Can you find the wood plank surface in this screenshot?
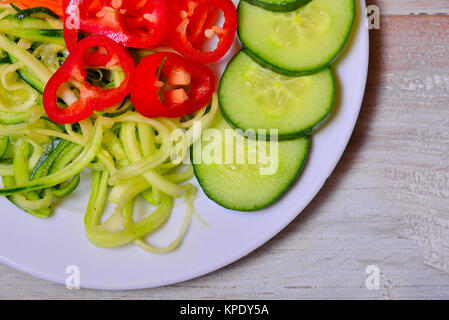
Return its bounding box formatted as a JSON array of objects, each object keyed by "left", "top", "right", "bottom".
[
  {"left": 1, "top": 5, "right": 449, "bottom": 300},
  {"left": 372, "top": 0, "right": 449, "bottom": 15}
]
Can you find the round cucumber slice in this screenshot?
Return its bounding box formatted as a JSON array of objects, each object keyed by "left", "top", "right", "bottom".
[
  {"left": 243, "top": 0, "right": 313, "bottom": 12},
  {"left": 192, "top": 113, "right": 310, "bottom": 211},
  {"left": 238, "top": 0, "right": 356, "bottom": 75},
  {"left": 219, "top": 50, "right": 335, "bottom": 138}
]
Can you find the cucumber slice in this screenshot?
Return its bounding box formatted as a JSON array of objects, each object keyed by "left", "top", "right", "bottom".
[
  {"left": 219, "top": 50, "right": 334, "bottom": 137},
  {"left": 243, "top": 0, "right": 312, "bottom": 12},
  {"left": 238, "top": 0, "right": 356, "bottom": 75},
  {"left": 192, "top": 113, "right": 310, "bottom": 211}
]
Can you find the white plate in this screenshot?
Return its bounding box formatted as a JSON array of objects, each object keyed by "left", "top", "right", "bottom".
[{"left": 0, "top": 0, "right": 369, "bottom": 290}]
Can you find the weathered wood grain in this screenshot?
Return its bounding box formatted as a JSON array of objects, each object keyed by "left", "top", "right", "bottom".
[
  {"left": 1, "top": 14, "right": 449, "bottom": 300},
  {"left": 370, "top": 1, "right": 449, "bottom": 15}
]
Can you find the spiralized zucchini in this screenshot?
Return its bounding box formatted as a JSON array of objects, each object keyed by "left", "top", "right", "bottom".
[{"left": 0, "top": 4, "right": 217, "bottom": 253}]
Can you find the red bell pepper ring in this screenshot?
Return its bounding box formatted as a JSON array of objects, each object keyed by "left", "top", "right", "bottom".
[
  {"left": 65, "top": 0, "right": 169, "bottom": 50},
  {"left": 131, "top": 52, "right": 215, "bottom": 118},
  {"left": 63, "top": 0, "right": 78, "bottom": 52},
  {"left": 44, "top": 35, "right": 136, "bottom": 124},
  {"left": 63, "top": 0, "right": 112, "bottom": 67},
  {"left": 189, "top": 6, "right": 220, "bottom": 48},
  {"left": 165, "top": 0, "right": 238, "bottom": 64}
]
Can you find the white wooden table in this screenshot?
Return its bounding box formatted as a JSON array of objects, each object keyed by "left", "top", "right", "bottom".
[{"left": 1, "top": 0, "right": 449, "bottom": 299}]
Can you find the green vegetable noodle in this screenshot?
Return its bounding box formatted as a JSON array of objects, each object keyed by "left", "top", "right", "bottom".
[
  {"left": 0, "top": 3, "right": 217, "bottom": 253},
  {"left": 0, "top": 0, "right": 356, "bottom": 256}
]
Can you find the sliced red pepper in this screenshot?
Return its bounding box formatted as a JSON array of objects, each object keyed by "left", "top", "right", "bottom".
[
  {"left": 65, "top": 0, "right": 169, "bottom": 50},
  {"left": 63, "top": 0, "right": 79, "bottom": 52},
  {"left": 63, "top": 0, "right": 112, "bottom": 67},
  {"left": 190, "top": 6, "right": 220, "bottom": 48},
  {"left": 165, "top": 0, "right": 238, "bottom": 64},
  {"left": 44, "top": 35, "right": 136, "bottom": 124},
  {"left": 131, "top": 52, "right": 215, "bottom": 118}
]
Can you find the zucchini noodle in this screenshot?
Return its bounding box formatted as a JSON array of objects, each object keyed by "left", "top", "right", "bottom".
[
  {"left": 135, "top": 184, "right": 197, "bottom": 253},
  {"left": 0, "top": 3, "right": 216, "bottom": 254},
  {"left": 33, "top": 43, "right": 67, "bottom": 73},
  {"left": 0, "top": 63, "right": 38, "bottom": 111},
  {"left": 0, "top": 163, "right": 13, "bottom": 176},
  {"left": 0, "top": 8, "right": 15, "bottom": 21},
  {"left": 15, "top": 188, "right": 53, "bottom": 210}
]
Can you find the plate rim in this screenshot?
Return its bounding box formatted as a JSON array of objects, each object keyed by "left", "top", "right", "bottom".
[{"left": 0, "top": 0, "right": 369, "bottom": 291}]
